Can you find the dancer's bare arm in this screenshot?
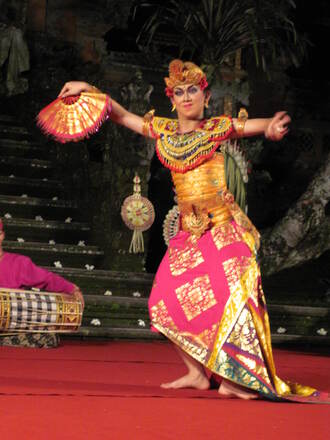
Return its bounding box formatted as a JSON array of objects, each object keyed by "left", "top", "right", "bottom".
[
  {"left": 232, "top": 111, "right": 291, "bottom": 141},
  {"left": 58, "top": 81, "right": 147, "bottom": 137}
]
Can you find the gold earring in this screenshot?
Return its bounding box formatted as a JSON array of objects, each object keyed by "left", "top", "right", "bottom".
[
  {"left": 171, "top": 103, "right": 176, "bottom": 112},
  {"left": 204, "top": 101, "right": 209, "bottom": 109}
]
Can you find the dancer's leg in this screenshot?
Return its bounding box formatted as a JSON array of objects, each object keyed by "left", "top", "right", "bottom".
[
  {"left": 161, "top": 344, "right": 210, "bottom": 390},
  {"left": 218, "top": 378, "right": 259, "bottom": 400}
]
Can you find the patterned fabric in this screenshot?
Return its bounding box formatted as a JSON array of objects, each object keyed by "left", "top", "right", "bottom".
[
  {"left": 150, "top": 116, "right": 233, "bottom": 172},
  {"left": 149, "top": 224, "right": 326, "bottom": 401},
  {"left": 0, "top": 333, "right": 59, "bottom": 348}
]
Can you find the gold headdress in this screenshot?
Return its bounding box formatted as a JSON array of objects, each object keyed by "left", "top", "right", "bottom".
[{"left": 164, "top": 60, "right": 208, "bottom": 97}]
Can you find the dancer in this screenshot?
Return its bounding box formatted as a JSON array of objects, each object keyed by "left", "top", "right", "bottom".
[
  {"left": 0, "top": 218, "right": 83, "bottom": 347},
  {"left": 58, "top": 60, "right": 324, "bottom": 402}
]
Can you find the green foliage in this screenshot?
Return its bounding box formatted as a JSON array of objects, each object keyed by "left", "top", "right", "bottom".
[
  {"left": 134, "top": 0, "right": 308, "bottom": 84},
  {"left": 223, "top": 151, "right": 247, "bottom": 211}
]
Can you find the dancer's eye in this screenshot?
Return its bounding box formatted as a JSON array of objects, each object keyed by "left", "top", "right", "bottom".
[
  {"left": 174, "top": 89, "right": 184, "bottom": 97},
  {"left": 188, "top": 86, "right": 198, "bottom": 94}
]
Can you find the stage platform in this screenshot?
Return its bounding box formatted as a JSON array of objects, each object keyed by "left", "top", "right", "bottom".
[{"left": 0, "top": 341, "right": 329, "bottom": 439}]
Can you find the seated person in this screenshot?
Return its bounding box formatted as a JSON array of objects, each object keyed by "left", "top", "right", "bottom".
[{"left": 0, "top": 218, "right": 84, "bottom": 347}]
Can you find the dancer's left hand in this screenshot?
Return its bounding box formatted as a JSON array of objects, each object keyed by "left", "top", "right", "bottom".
[{"left": 265, "top": 111, "right": 291, "bottom": 141}]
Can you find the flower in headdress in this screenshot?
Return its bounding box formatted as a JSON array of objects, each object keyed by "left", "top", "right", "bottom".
[
  {"left": 199, "top": 77, "right": 209, "bottom": 91},
  {"left": 165, "top": 87, "right": 174, "bottom": 97}
]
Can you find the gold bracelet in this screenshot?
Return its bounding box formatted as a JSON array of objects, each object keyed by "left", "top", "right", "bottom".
[
  {"left": 236, "top": 107, "right": 248, "bottom": 137},
  {"left": 142, "top": 109, "right": 155, "bottom": 137}
]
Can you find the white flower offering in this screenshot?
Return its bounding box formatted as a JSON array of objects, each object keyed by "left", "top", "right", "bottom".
[
  {"left": 276, "top": 327, "right": 287, "bottom": 334},
  {"left": 316, "top": 328, "right": 327, "bottom": 336}
]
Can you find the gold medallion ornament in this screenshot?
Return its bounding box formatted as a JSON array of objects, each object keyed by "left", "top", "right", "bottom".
[
  {"left": 121, "top": 175, "right": 155, "bottom": 253},
  {"left": 181, "top": 205, "right": 210, "bottom": 238}
]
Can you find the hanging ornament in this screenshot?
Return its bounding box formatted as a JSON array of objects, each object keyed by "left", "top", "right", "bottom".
[
  {"left": 36, "top": 92, "right": 112, "bottom": 143},
  {"left": 121, "top": 175, "right": 155, "bottom": 253}
]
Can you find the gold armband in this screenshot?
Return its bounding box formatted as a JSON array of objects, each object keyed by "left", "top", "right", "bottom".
[
  {"left": 142, "top": 109, "right": 155, "bottom": 137},
  {"left": 236, "top": 107, "right": 248, "bottom": 137}
]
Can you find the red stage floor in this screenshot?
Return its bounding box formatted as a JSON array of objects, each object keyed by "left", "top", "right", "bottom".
[{"left": 0, "top": 341, "right": 329, "bottom": 439}]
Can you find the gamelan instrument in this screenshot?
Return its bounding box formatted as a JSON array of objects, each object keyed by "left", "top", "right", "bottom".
[{"left": 0, "top": 288, "right": 83, "bottom": 334}]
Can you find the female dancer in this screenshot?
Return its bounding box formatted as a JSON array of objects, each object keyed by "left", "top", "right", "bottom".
[{"left": 59, "top": 60, "right": 321, "bottom": 401}]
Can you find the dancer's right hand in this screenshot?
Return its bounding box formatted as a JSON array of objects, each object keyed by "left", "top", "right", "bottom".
[{"left": 58, "top": 81, "right": 92, "bottom": 98}]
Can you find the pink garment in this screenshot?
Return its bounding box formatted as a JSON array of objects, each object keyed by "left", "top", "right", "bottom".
[
  {"left": 0, "top": 252, "right": 74, "bottom": 294},
  {"left": 149, "top": 221, "right": 251, "bottom": 337}
]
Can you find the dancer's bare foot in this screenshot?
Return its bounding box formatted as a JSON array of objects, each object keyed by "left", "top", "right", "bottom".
[
  {"left": 218, "top": 379, "right": 259, "bottom": 400},
  {"left": 161, "top": 372, "right": 210, "bottom": 390}
]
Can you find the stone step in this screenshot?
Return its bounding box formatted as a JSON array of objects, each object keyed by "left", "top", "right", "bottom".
[
  {"left": 0, "top": 175, "right": 65, "bottom": 198},
  {"left": 2, "top": 217, "right": 90, "bottom": 244},
  {"left": 0, "top": 194, "right": 78, "bottom": 220},
  {"left": 3, "top": 240, "right": 104, "bottom": 268},
  {"left": 74, "top": 327, "right": 163, "bottom": 340},
  {"left": 0, "top": 138, "right": 49, "bottom": 160},
  {"left": 83, "top": 296, "right": 150, "bottom": 326},
  {"left": 0, "top": 124, "right": 32, "bottom": 141},
  {"left": 49, "top": 267, "right": 154, "bottom": 297},
  {"left": 0, "top": 114, "right": 17, "bottom": 124},
  {"left": 0, "top": 156, "right": 54, "bottom": 179}
]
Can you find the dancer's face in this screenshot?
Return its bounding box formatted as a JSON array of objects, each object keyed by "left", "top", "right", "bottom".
[{"left": 171, "top": 83, "right": 207, "bottom": 120}]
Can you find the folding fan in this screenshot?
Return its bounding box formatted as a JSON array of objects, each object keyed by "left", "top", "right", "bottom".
[{"left": 37, "top": 92, "right": 111, "bottom": 143}]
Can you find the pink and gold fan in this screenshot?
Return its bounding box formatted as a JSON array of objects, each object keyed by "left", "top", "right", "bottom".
[{"left": 37, "top": 92, "right": 112, "bottom": 143}]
